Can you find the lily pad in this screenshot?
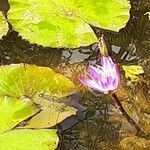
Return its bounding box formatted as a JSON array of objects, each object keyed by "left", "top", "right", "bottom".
[
  {"left": 0, "top": 129, "right": 58, "bottom": 150},
  {"left": 0, "top": 63, "right": 75, "bottom": 98},
  {"left": 8, "top": 0, "right": 130, "bottom": 47},
  {"left": 0, "top": 96, "right": 38, "bottom": 133},
  {"left": 0, "top": 12, "right": 8, "bottom": 39},
  {"left": 0, "top": 64, "right": 76, "bottom": 132}
]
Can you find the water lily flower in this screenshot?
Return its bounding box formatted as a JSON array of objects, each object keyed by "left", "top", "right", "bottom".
[
  {"left": 79, "top": 55, "right": 120, "bottom": 94},
  {"left": 79, "top": 36, "right": 145, "bottom": 135}
]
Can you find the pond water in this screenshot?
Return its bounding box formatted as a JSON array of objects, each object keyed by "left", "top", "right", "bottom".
[{"left": 0, "top": 0, "right": 150, "bottom": 150}]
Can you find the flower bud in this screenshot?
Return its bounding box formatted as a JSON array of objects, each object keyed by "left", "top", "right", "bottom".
[{"left": 98, "top": 36, "right": 109, "bottom": 56}]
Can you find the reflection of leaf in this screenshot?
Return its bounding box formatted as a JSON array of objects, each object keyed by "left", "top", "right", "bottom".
[
  {"left": 8, "top": 0, "right": 130, "bottom": 47},
  {"left": 0, "top": 129, "right": 58, "bottom": 150},
  {"left": 23, "top": 102, "right": 76, "bottom": 128},
  {"left": 122, "top": 65, "right": 144, "bottom": 81},
  {"left": 120, "top": 136, "right": 150, "bottom": 150},
  {"left": 0, "top": 0, "right": 10, "bottom": 13},
  {"left": 0, "top": 96, "right": 38, "bottom": 134},
  {"left": 117, "top": 74, "right": 150, "bottom": 133}
]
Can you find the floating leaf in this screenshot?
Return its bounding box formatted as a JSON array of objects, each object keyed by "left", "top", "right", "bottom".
[
  {"left": 0, "top": 64, "right": 76, "bottom": 132},
  {"left": 0, "top": 12, "right": 8, "bottom": 39},
  {"left": 0, "top": 129, "right": 58, "bottom": 150},
  {"left": 0, "top": 63, "right": 75, "bottom": 98},
  {"left": 122, "top": 65, "right": 144, "bottom": 81},
  {"left": 0, "top": 96, "right": 38, "bottom": 133},
  {"left": 8, "top": 0, "right": 130, "bottom": 47}
]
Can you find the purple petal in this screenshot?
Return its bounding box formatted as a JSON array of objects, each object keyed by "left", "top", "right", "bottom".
[
  {"left": 79, "top": 77, "right": 105, "bottom": 92},
  {"left": 98, "top": 75, "right": 108, "bottom": 91},
  {"left": 99, "top": 79, "right": 107, "bottom": 90},
  {"left": 100, "top": 55, "right": 107, "bottom": 66},
  {"left": 79, "top": 55, "right": 120, "bottom": 93},
  {"left": 95, "top": 64, "right": 103, "bottom": 70},
  {"left": 106, "top": 76, "right": 112, "bottom": 86},
  {"left": 105, "top": 76, "right": 116, "bottom": 91},
  {"left": 100, "top": 56, "right": 114, "bottom": 69},
  {"left": 112, "top": 65, "right": 120, "bottom": 88},
  {"left": 105, "top": 76, "right": 112, "bottom": 91},
  {"left": 112, "top": 78, "right": 118, "bottom": 89},
  {"left": 107, "top": 56, "right": 114, "bottom": 66},
  {"left": 100, "top": 56, "right": 120, "bottom": 91},
  {"left": 88, "top": 65, "right": 101, "bottom": 82}
]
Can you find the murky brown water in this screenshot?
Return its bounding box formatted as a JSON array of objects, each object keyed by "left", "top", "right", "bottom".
[{"left": 0, "top": 0, "right": 150, "bottom": 149}]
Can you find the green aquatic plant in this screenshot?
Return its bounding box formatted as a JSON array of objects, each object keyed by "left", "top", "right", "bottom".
[
  {"left": 0, "top": 64, "right": 76, "bottom": 150},
  {"left": 0, "top": 0, "right": 130, "bottom": 47},
  {"left": 0, "top": 12, "right": 8, "bottom": 38},
  {"left": 0, "top": 129, "right": 58, "bottom": 150}
]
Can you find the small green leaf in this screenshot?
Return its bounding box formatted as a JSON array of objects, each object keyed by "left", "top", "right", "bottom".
[
  {"left": 0, "top": 129, "right": 58, "bottom": 150},
  {"left": 122, "top": 65, "right": 144, "bottom": 81},
  {"left": 8, "top": 0, "right": 130, "bottom": 47},
  {"left": 0, "top": 96, "right": 38, "bottom": 133}
]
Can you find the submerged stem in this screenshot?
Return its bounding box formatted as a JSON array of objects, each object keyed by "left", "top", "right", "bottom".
[{"left": 111, "top": 93, "right": 145, "bottom": 137}]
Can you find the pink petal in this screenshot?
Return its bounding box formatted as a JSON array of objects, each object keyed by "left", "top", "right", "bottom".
[
  {"left": 95, "top": 64, "right": 103, "bottom": 71},
  {"left": 98, "top": 75, "right": 108, "bottom": 91},
  {"left": 100, "top": 56, "right": 114, "bottom": 69},
  {"left": 112, "top": 79, "right": 118, "bottom": 89},
  {"left": 113, "top": 65, "right": 120, "bottom": 88},
  {"left": 79, "top": 77, "right": 105, "bottom": 92},
  {"left": 106, "top": 76, "right": 112, "bottom": 86},
  {"left": 79, "top": 55, "right": 120, "bottom": 93},
  {"left": 107, "top": 56, "right": 114, "bottom": 66},
  {"left": 88, "top": 65, "right": 101, "bottom": 82}
]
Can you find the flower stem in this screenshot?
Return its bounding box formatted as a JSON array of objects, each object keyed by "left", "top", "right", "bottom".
[{"left": 111, "top": 93, "right": 145, "bottom": 137}]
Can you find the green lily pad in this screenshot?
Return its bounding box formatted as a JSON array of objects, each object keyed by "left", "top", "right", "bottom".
[
  {"left": 0, "top": 64, "right": 76, "bottom": 132},
  {"left": 8, "top": 0, "right": 130, "bottom": 48},
  {"left": 0, "top": 12, "right": 8, "bottom": 39},
  {"left": 0, "top": 63, "right": 75, "bottom": 98},
  {"left": 0, "top": 129, "right": 58, "bottom": 150},
  {"left": 0, "top": 96, "right": 38, "bottom": 133}
]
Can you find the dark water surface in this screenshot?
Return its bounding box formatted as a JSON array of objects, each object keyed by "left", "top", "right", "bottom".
[{"left": 0, "top": 0, "right": 150, "bottom": 149}]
